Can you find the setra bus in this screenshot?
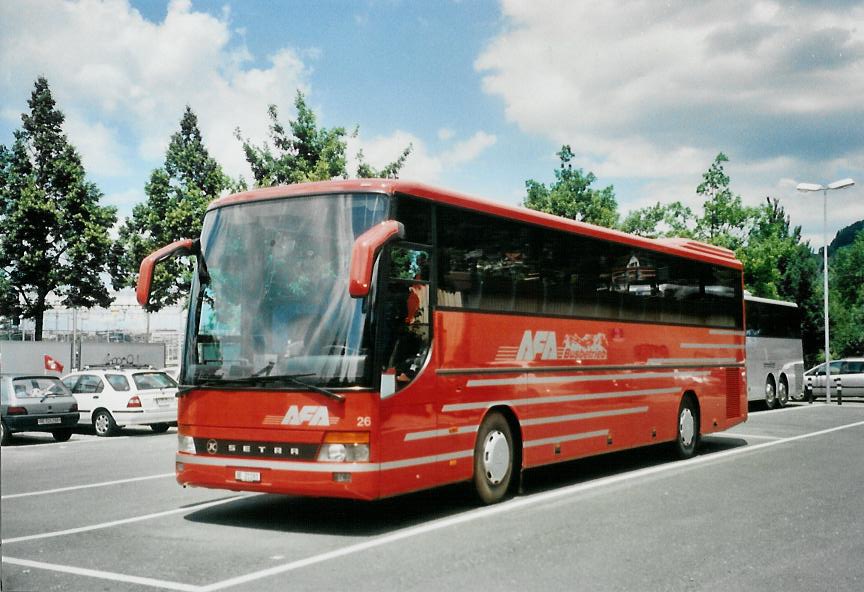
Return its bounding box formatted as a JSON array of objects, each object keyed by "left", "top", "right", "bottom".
[
  {"left": 743, "top": 294, "right": 804, "bottom": 408},
  {"left": 137, "top": 179, "right": 747, "bottom": 504}
]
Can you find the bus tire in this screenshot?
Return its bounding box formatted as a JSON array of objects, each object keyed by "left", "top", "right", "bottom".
[
  {"left": 777, "top": 376, "right": 789, "bottom": 408},
  {"left": 673, "top": 396, "right": 699, "bottom": 460},
  {"left": 473, "top": 411, "right": 515, "bottom": 505},
  {"left": 764, "top": 377, "right": 778, "bottom": 409}
]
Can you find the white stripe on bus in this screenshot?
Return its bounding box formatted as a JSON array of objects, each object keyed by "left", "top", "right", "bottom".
[
  {"left": 524, "top": 429, "right": 609, "bottom": 448},
  {"left": 466, "top": 371, "right": 709, "bottom": 388},
  {"left": 404, "top": 425, "right": 479, "bottom": 441},
  {"left": 680, "top": 343, "right": 745, "bottom": 349},
  {"left": 521, "top": 406, "right": 649, "bottom": 426},
  {"left": 708, "top": 329, "right": 746, "bottom": 336},
  {"left": 441, "top": 387, "right": 680, "bottom": 413},
  {"left": 646, "top": 358, "right": 738, "bottom": 365},
  {"left": 403, "top": 406, "right": 649, "bottom": 442}
]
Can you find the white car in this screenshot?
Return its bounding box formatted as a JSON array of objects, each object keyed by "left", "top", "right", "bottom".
[{"left": 61, "top": 368, "right": 178, "bottom": 437}]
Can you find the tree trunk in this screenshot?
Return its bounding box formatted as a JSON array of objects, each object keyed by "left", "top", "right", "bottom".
[{"left": 34, "top": 293, "right": 46, "bottom": 341}]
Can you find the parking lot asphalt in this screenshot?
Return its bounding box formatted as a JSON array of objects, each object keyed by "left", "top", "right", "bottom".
[{"left": 3, "top": 402, "right": 864, "bottom": 592}]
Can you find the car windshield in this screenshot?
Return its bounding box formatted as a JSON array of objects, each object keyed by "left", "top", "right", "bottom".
[
  {"left": 184, "top": 193, "right": 388, "bottom": 389},
  {"left": 12, "top": 377, "right": 70, "bottom": 397},
  {"left": 132, "top": 372, "right": 176, "bottom": 390}
]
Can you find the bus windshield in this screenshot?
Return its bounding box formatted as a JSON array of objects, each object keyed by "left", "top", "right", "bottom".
[{"left": 183, "top": 193, "right": 388, "bottom": 389}]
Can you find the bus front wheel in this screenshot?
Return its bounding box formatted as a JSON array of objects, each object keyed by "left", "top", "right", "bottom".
[
  {"left": 673, "top": 396, "right": 699, "bottom": 460},
  {"left": 473, "top": 412, "right": 516, "bottom": 505}
]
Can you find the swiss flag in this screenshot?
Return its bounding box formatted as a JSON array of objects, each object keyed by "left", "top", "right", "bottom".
[{"left": 44, "top": 355, "right": 64, "bottom": 373}]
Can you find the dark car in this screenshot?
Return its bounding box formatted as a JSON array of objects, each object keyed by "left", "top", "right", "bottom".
[{"left": 1, "top": 374, "right": 80, "bottom": 445}]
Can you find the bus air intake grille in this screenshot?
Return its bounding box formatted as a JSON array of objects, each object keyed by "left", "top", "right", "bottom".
[{"left": 725, "top": 368, "right": 741, "bottom": 419}]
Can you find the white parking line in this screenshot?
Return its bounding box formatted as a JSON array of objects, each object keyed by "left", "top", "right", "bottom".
[
  {"left": 1, "top": 557, "right": 200, "bottom": 592},
  {"left": 4, "top": 417, "right": 864, "bottom": 591},
  {"left": 198, "top": 417, "right": 864, "bottom": 592},
  {"left": 717, "top": 433, "right": 781, "bottom": 440},
  {"left": 1, "top": 495, "right": 243, "bottom": 544},
  {"left": 1, "top": 473, "right": 175, "bottom": 500}
]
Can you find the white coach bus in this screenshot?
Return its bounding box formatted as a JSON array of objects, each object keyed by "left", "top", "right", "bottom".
[{"left": 745, "top": 294, "right": 804, "bottom": 408}]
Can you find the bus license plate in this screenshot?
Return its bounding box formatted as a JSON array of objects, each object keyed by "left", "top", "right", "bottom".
[
  {"left": 235, "top": 470, "right": 261, "bottom": 483},
  {"left": 38, "top": 417, "right": 62, "bottom": 425}
]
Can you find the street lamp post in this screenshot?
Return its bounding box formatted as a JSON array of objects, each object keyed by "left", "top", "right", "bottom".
[{"left": 796, "top": 178, "right": 855, "bottom": 404}]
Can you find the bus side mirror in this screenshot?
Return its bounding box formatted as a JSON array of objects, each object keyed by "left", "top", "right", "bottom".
[
  {"left": 136, "top": 238, "right": 197, "bottom": 307},
  {"left": 349, "top": 220, "right": 405, "bottom": 298}
]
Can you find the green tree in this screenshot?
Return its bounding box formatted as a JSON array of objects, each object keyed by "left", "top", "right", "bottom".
[
  {"left": 523, "top": 145, "right": 619, "bottom": 227},
  {"left": 694, "top": 153, "right": 758, "bottom": 250},
  {"left": 620, "top": 201, "right": 694, "bottom": 238},
  {"left": 0, "top": 77, "right": 116, "bottom": 339},
  {"left": 236, "top": 91, "right": 411, "bottom": 186},
  {"left": 739, "top": 197, "right": 823, "bottom": 365},
  {"left": 830, "top": 231, "right": 864, "bottom": 357},
  {"left": 111, "top": 106, "right": 235, "bottom": 311}
]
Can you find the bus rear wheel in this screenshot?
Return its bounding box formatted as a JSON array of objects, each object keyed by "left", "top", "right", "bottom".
[
  {"left": 673, "top": 396, "right": 699, "bottom": 460},
  {"left": 473, "top": 412, "right": 516, "bottom": 505},
  {"left": 776, "top": 377, "right": 789, "bottom": 408},
  {"left": 764, "top": 378, "right": 778, "bottom": 409}
]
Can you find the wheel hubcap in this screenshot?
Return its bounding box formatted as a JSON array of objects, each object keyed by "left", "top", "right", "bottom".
[
  {"left": 95, "top": 415, "right": 108, "bottom": 433},
  {"left": 482, "top": 430, "right": 510, "bottom": 484},
  {"left": 765, "top": 382, "right": 776, "bottom": 404},
  {"left": 679, "top": 408, "right": 695, "bottom": 448},
  {"left": 778, "top": 382, "right": 788, "bottom": 404}
]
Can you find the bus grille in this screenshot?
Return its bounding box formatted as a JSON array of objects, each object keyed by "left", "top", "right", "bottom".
[{"left": 726, "top": 368, "right": 741, "bottom": 418}]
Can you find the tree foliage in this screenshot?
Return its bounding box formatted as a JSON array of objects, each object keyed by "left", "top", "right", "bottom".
[
  {"left": 110, "top": 106, "right": 235, "bottom": 311},
  {"left": 237, "top": 91, "right": 412, "bottom": 186},
  {"left": 523, "top": 145, "right": 619, "bottom": 227},
  {"left": 621, "top": 201, "right": 694, "bottom": 238},
  {"left": 694, "top": 153, "right": 758, "bottom": 251},
  {"left": 0, "top": 77, "right": 116, "bottom": 339},
  {"left": 829, "top": 231, "right": 864, "bottom": 357}
]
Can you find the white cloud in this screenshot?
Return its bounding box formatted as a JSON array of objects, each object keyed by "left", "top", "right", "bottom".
[
  {"left": 348, "top": 130, "right": 497, "bottom": 182},
  {"left": 475, "top": 0, "right": 864, "bottom": 238},
  {"left": 0, "top": 0, "right": 310, "bottom": 181}
]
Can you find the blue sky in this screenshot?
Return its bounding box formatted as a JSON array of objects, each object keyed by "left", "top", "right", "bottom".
[{"left": 2, "top": 0, "right": 863, "bottom": 256}]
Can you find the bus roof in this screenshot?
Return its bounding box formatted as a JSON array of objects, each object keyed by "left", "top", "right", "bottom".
[
  {"left": 208, "top": 179, "right": 742, "bottom": 270},
  {"left": 744, "top": 293, "right": 799, "bottom": 308}
]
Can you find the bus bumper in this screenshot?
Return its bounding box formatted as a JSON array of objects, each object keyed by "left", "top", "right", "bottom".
[{"left": 175, "top": 453, "right": 380, "bottom": 500}]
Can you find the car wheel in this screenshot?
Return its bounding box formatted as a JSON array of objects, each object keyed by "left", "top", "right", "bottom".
[
  {"left": 52, "top": 429, "right": 73, "bottom": 442},
  {"left": 0, "top": 420, "right": 11, "bottom": 446},
  {"left": 93, "top": 410, "right": 118, "bottom": 437},
  {"left": 473, "top": 411, "right": 517, "bottom": 505},
  {"left": 150, "top": 423, "right": 170, "bottom": 433},
  {"left": 764, "top": 378, "right": 777, "bottom": 409},
  {"left": 673, "top": 396, "right": 699, "bottom": 460},
  {"left": 777, "top": 377, "right": 789, "bottom": 408}
]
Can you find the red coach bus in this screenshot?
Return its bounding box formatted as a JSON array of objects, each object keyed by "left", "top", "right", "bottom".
[{"left": 137, "top": 179, "right": 747, "bottom": 504}]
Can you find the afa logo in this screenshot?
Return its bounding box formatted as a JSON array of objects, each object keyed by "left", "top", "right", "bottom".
[
  {"left": 513, "top": 330, "right": 609, "bottom": 361},
  {"left": 281, "top": 405, "right": 331, "bottom": 426}
]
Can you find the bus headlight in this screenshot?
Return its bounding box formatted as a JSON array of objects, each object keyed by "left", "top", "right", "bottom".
[
  {"left": 178, "top": 434, "right": 196, "bottom": 454},
  {"left": 317, "top": 432, "right": 370, "bottom": 462}
]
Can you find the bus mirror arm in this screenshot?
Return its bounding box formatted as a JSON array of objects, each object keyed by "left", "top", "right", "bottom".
[
  {"left": 136, "top": 238, "right": 198, "bottom": 307},
  {"left": 349, "top": 220, "right": 405, "bottom": 298}
]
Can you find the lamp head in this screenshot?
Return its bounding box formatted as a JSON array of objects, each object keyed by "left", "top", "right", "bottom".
[
  {"left": 796, "top": 182, "right": 823, "bottom": 192},
  {"left": 827, "top": 178, "right": 855, "bottom": 190}
]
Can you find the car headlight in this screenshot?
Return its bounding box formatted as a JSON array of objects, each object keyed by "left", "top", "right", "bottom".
[
  {"left": 317, "top": 432, "right": 370, "bottom": 462},
  {"left": 177, "top": 433, "right": 196, "bottom": 454}
]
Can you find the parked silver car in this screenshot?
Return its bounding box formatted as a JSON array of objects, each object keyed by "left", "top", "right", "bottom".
[
  {"left": 803, "top": 358, "right": 864, "bottom": 399},
  {"left": 1, "top": 374, "right": 80, "bottom": 445}
]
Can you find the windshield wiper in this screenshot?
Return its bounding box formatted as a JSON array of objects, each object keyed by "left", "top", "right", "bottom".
[{"left": 191, "top": 373, "right": 345, "bottom": 402}]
